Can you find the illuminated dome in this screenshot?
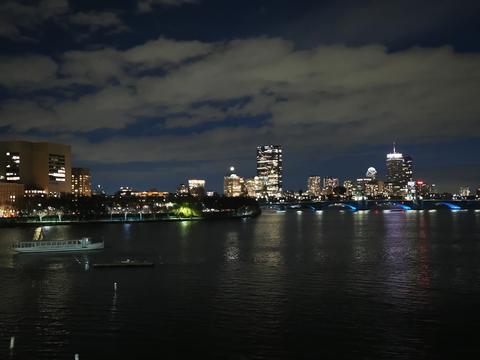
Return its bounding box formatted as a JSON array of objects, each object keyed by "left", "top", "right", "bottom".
[{"left": 366, "top": 167, "right": 377, "bottom": 179}]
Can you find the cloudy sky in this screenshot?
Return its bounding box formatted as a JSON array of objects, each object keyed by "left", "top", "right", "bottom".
[{"left": 1, "top": 0, "right": 479, "bottom": 193}]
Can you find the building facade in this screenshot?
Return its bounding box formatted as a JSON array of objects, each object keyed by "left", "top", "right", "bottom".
[
  {"left": 307, "top": 176, "right": 322, "bottom": 197},
  {"left": 386, "top": 144, "right": 413, "bottom": 196},
  {"left": 322, "top": 177, "right": 339, "bottom": 195},
  {"left": 403, "top": 155, "right": 413, "bottom": 183},
  {"left": 459, "top": 186, "right": 471, "bottom": 197},
  {"left": 353, "top": 167, "right": 383, "bottom": 199},
  {"left": 244, "top": 176, "right": 266, "bottom": 198},
  {"left": 72, "top": 168, "right": 92, "bottom": 197},
  {"left": 188, "top": 179, "right": 206, "bottom": 197},
  {"left": 386, "top": 145, "right": 405, "bottom": 184},
  {"left": 224, "top": 167, "right": 245, "bottom": 197},
  {"left": 0, "top": 182, "right": 24, "bottom": 216},
  {"left": 0, "top": 141, "right": 71, "bottom": 195},
  {"left": 176, "top": 183, "right": 189, "bottom": 196},
  {"left": 131, "top": 190, "right": 169, "bottom": 198},
  {"left": 415, "top": 180, "right": 435, "bottom": 198},
  {"left": 343, "top": 179, "right": 354, "bottom": 197},
  {"left": 256, "top": 145, "right": 283, "bottom": 198}
]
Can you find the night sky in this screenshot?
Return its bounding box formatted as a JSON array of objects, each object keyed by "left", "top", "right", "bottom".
[{"left": 1, "top": 0, "right": 479, "bottom": 193}]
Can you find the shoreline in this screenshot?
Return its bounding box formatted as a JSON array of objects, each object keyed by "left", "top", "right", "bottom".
[{"left": 0, "top": 214, "right": 258, "bottom": 228}]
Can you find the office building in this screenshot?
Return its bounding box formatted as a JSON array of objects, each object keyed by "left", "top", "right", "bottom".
[
  {"left": 386, "top": 144, "right": 405, "bottom": 184},
  {"left": 386, "top": 144, "right": 413, "bottom": 186},
  {"left": 414, "top": 180, "right": 435, "bottom": 198},
  {"left": 245, "top": 178, "right": 255, "bottom": 198},
  {"left": 188, "top": 179, "right": 206, "bottom": 197},
  {"left": 176, "top": 183, "right": 189, "bottom": 196},
  {"left": 224, "top": 167, "right": 245, "bottom": 197},
  {"left": 245, "top": 176, "right": 266, "bottom": 198},
  {"left": 343, "top": 179, "right": 354, "bottom": 197},
  {"left": 72, "top": 168, "right": 92, "bottom": 197},
  {"left": 0, "top": 182, "right": 24, "bottom": 216},
  {"left": 356, "top": 178, "right": 382, "bottom": 198},
  {"left": 322, "top": 177, "right": 339, "bottom": 195},
  {"left": 459, "top": 186, "right": 471, "bottom": 197},
  {"left": 403, "top": 155, "right": 413, "bottom": 183},
  {"left": 131, "top": 190, "right": 169, "bottom": 198},
  {"left": 0, "top": 141, "right": 71, "bottom": 195},
  {"left": 117, "top": 186, "right": 133, "bottom": 197},
  {"left": 385, "top": 144, "right": 414, "bottom": 196},
  {"left": 307, "top": 176, "right": 322, "bottom": 197},
  {"left": 256, "top": 145, "right": 283, "bottom": 198}
]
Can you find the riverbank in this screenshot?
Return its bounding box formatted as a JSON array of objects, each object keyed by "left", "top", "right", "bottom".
[{"left": 0, "top": 212, "right": 260, "bottom": 228}]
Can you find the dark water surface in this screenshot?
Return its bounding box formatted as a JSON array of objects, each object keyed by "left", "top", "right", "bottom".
[{"left": 1, "top": 210, "right": 480, "bottom": 359}]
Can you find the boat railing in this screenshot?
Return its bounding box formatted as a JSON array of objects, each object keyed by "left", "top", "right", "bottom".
[{"left": 12, "top": 239, "right": 92, "bottom": 248}]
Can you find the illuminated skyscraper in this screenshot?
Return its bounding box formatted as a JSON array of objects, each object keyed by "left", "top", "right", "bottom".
[
  {"left": 343, "top": 179, "right": 354, "bottom": 196},
  {"left": 0, "top": 141, "right": 71, "bottom": 195},
  {"left": 224, "top": 167, "right": 245, "bottom": 197},
  {"left": 256, "top": 145, "right": 283, "bottom": 198},
  {"left": 307, "top": 176, "right": 322, "bottom": 197},
  {"left": 72, "top": 168, "right": 92, "bottom": 197},
  {"left": 386, "top": 144, "right": 405, "bottom": 183},
  {"left": 386, "top": 144, "right": 413, "bottom": 187},
  {"left": 188, "top": 179, "right": 206, "bottom": 197},
  {"left": 176, "top": 183, "right": 189, "bottom": 196},
  {"left": 415, "top": 180, "right": 435, "bottom": 198},
  {"left": 403, "top": 155, "right": 413, "bottom": 183},
  {"left": 459, "top": 186, "right": 471, "bottom": 197},
  {"left": 355, "top": 167, "right": 382, "bottom": 198},
  {"left": 322, "top": 177, "right": 339, "bottom": 195},
  {"left": 245, "top": 176, "right": 265, "bottom": 198}
]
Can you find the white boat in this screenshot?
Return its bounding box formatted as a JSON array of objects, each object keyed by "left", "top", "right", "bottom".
[
  {"left": 12, "top": 228, "right": 104, "bottom": 253},
  {"left": 12, "top": 237, "right": 104, "bottom": 253}
]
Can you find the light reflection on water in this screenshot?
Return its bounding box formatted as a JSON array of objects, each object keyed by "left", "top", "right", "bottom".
[{"left": 0, "top": 211, "right": 480, "bottom": 359}]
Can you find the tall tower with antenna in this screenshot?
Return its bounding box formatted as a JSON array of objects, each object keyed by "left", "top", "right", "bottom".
[{"left": 386, "top": 142, "right": 413, "bottom": 187}]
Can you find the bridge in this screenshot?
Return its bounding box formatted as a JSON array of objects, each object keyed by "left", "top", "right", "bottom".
[{"left": 267, "top": 199, "right": 480, "bottom": 212}]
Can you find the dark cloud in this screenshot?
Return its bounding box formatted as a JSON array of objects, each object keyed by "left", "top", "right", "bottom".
[
  {"left": 0, "top": 1, "right": 478, "bottom": 192},
  {"left": 271, "top": 0, "right": 480, "bottom": 49},
  {"left": 1, "top": 38, "right": 479, "bottom": 151},
  {"left": 68, "top": 11, "right": 129, "bottom": 37},
  {"left": 0, "top": 0, "right": 69, "bottom": 41},
  {"left": 0, "top": 55, "right": 58, "bottom": 87},
  {"left": 0, "top": 0, "right": 127, "bottom": 42}
]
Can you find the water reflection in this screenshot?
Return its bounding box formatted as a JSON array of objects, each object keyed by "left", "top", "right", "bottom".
[
  {"left": 416, "top": 213, "right": 430, "bottom": 289},
  {"left": 382, "top": 211, "right": 413, "bottom": 303},
  {"left": 0, "top": 212, "right": 480, "bottom": 359},
  {"left": 251, "top": 213, "right": 284, "bottom": 266},
  {"left": 224, "top": 231, "right": 239, "bottom": 262},
  {"left": 351, "top": 210, "right": 371, "bottom": 264}
]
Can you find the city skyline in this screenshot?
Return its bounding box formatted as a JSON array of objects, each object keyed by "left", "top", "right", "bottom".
[
  {"left": 0, "top": 0, "right": 479, "bottom": 193},
  {"left": 2, "top": 138, "right": 475, "bottom": 197},
  {"left": 86, "top": 142, "right": 478, "bottom": 195}
]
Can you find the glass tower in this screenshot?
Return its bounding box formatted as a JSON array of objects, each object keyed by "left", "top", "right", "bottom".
[
  {"left": 256, "top": 145, "right": 283, "bottom": 198},
  {"left": 386, "top": 144, "right": 413, "bottom": 189},
  {"left": 307, "top": 176, "right": 322, "bottom": 197}
]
